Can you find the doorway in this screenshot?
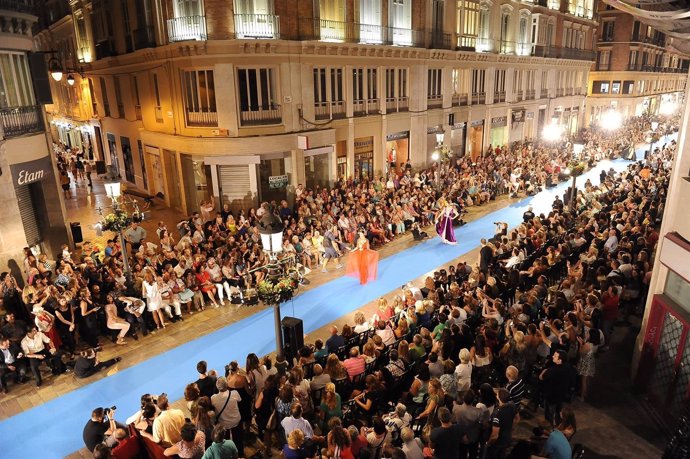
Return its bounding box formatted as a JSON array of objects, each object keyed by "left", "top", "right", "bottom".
[
  {"left": 106, "top": 133, "right": 120, "bottom": 178},
  {"left": 162, "top": 149, "right": 182, "bottom": 210}
]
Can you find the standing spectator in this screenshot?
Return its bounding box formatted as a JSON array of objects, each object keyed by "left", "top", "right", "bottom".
[
  {"left": 430, "top": 407, "right": 464, "bottom": 459},
  {"left": 124, "top": 222, "right": 147, "bottom": 253},
  {"left": 539, "top": 350, "right": 574, "bottom": 426},
  {"left": 211, "top": 377, "right": 244, "bottom": 457},
  {"left": 196, "top": 360, "right": 218, "bottom": 399},
  {"left": 201, "top": 425, "right": 238, "bottom": 459},
  {"left": 164, "top": 422, "right": 206, "bottom": 459},
  {"left": 486, "top": 389, "right": 517, "bottom": 459},
  {"left": 479, "top": 239, "right": 494, "bottom": 275},
  {"left": 151, "top": 394, "right": 186, "bottom": 447}
]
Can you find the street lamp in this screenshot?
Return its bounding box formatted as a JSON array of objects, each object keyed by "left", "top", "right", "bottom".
[
  {"left": 99, "top": 180, "right": 136, "bottom": 293},
  {"left": 257, "top": 204, "right": 286, "bottom": 355}
]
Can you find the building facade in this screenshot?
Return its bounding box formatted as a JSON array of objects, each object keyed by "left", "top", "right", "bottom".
[
  {"left": 586, "top": 2, "right": 688, "bottom": 125},
  {"left": 37, "top": 0, "right": 597, "bottom": 215},
  {"left": 0, "top": 1, "right": 69, "bottom": 278}
]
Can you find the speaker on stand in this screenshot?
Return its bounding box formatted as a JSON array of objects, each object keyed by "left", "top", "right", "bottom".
[{"left": 281, "top": 316, "right": 304, "bottom": 364}]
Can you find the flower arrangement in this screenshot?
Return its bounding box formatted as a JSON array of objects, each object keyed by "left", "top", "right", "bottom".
[
  {"left": 102, "top": 210, "right": 132, "bottom": 232},
  {"left": 567, "top": 161, "right": 586, "bottom": 177},
  {"left": 257, "top": 276, "right": 298, "bottom": 304},
  {"left": 439, "top": 145, "right": 453, "bottom": 163}
]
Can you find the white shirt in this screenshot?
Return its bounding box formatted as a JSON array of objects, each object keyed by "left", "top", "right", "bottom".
[
  {"left": 21, "top": 331, "right": 51, "bottom": 355},
  {"left": 211, "top": 390, "right": 242, "bottom": 429}
]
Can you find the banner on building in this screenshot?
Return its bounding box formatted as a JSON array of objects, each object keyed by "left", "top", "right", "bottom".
[
  {"left": 491, "top": 116, "right": 508, "bottom": 128},
  {"left": 268, "top": 174, "right": 289, "bottom": 189},
  {"left": 511, "top": 110, "right": 526, "bottom": 124}
]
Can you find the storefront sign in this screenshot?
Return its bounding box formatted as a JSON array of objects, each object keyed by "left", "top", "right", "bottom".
[
  {"left": 427, "top": 126, "right": 443, "bottom": 134},
  {"left": 10, "top": 156, "right": 53, "bottom": 187},
  {"left": 511, "top": 110, "right": 525, "bottom": 123},
  {"left": 386, "top": 131, "right": 409, "bottom": 141},
  {"left": 451, "top": 122, "right": 466, "bottom": 130},
  {"left": 354, "top": 137, "right": 374, "bottom": 154},
  {"left": 491, "top": 116, "right": 508, "bottom": 128},
  {"left": 268, "top": 174, "right": 289, "bottom": 189},
  {"left": 470, "top": 120, "right": 484, "bottom": 127}
]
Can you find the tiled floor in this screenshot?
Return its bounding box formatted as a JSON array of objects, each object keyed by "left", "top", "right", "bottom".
[{"left": 6, "top": 174, "right": 666, "bottom": 458}]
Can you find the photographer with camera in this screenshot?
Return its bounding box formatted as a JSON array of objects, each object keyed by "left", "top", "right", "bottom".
[
  {"left": 74, "top": 348, "right": 121, "bottom": 379},
  {"left": 83, "top": 406, "right": 117, "bottom": 452}
]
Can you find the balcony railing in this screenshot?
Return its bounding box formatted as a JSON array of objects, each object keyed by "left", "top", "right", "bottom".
[
  {"left": 0, "top": 105, "right": 44, "bottom": 139},
  {"left": 429, "top": 31, "right": 452, "bottom": 50},
  {"left": 185, "top": 110, "right": 218, "bottom": 127},
  {"left": 314, "top": 100, "right": 345, "bottom": 120},
  {"left": 385, "top": 97, "right": 408, "bottom": 113},
  {"left": 353, "top": 99, "right": 379, "bottom": 116},
  {"left": 471, "top": 92, "right": 485, "bottom": 105},
  {"left": 555, "top": 88, "right": 565, "bottom": 97},
  {"left": 302, "top": 18, "right": 430, "bottom": 47},
  {"left": 427, "top": 94, "right": 442, "bottom": 109},
  {"left": 531, "top": 45, "right": 595, "bottom": 61},
  {"left": 167, "top": 15, "right": 207, "bottom": 42},
  {"left": 452, "top": 94, "right": 468, "bottom": 106},
  {"left": 525, "top": 89, "right": 536, "bottom": 100},
  {"left": 495, "top": 91, "right": 506, "bottom": 103},
  {"left": 235, "top": 13, "right": 280, "bottom": 39},
  {"left": 240, "top": 105, "right": 282, "bottom": 126}
]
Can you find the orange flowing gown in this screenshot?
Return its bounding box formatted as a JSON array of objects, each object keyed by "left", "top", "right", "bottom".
[{"left": 346, "top": 239, "right": 379, "bottom": 285}]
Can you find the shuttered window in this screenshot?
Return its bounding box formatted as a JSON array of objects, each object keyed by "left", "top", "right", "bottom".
[
  {"left": 16, "top": 185, "right": 41, "bottom": 246},
  {"left": 218, "top": 165, "right": 252, "bottom": 209}
]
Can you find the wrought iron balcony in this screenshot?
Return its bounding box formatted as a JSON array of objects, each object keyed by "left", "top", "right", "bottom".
[
  {"left": 427, "top": 94, "right": 442, "bottom": 109},
  {"left": 531, "top": 45, "right": 595, "bottom": 61},
  {"left": 0, "top": 105, "right": 44, "bottom": 139},
  {"left": 234, "top": 14, "right": 280, "bottom": 39},
  {"left": 452, "top": 94, "right": 468, "bottom": 106},
  {"left": 167, "top": 15, "right": 207, "bottom": 42}
]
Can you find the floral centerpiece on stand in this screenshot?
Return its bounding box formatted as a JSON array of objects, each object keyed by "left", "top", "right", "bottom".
[
  {"left": 567, "top": 161, "right": 586, "bottom": 177},
  {"left": 257, "top": 275, "right": 298, "bottom": 305}
]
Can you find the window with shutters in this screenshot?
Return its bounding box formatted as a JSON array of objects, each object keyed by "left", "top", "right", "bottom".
[
  {"left": 237, "top": 67, "right": 281, "bottom": 125},
  {"left": 352, "top": 68, "right": 379, "bottom": 115},
  {"left": 313, "top": 67, "right": 344, "bottom": 120},
  {"left": 494, "top": 69, "right": 506, "bottom": 102},
  {"left": 153, "top": 73, "right": 163, "bottom": 123},
  {"left": 471, "top": 69, "right": 485, "bottom": 104},
  {"left": 219, "top": 165, "right": 253, "bottom": 210},
  {"left": 427, "top": 68, "right": 442, "bottom": 107},
  {"left": 132, "top": 76, "right": 142, "bottom": 120},
  {"left": 359, "top": 0, "right": 382, "bottom": 43},
  {"left": 99, "top": 77, "right": 110, "bottom": 117},
  {"left": 456, "top": 0, "right": 479, "bottom": 49},
  {"left": 114, "top": 76, "right": 124, "bottom": 117},
  {"left": 0, "top": 51, "right": 34, "bottom": 109},
  {"left": 182, "top": 69, "right": 217, "bottom": 127}
]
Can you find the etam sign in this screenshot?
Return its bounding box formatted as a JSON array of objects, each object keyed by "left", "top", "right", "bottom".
[{"left": 10, "top": 157, "right": 52, "bottom": 187}]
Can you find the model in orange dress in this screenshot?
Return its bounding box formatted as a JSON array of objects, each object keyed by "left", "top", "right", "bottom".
[{"left": 346, "top": 232, "right": 379, "bottom": 285}]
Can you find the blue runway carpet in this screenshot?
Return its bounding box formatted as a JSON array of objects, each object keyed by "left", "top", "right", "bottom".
[{"left": 0, "top": 141, "right": 669, "bottom": 458}]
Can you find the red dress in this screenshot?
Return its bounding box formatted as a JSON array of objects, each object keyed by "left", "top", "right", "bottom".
[
  {"left": 196, "top": 271, "right": 215, "bottom": 293},
  {"left": 346, "top": 240, "right": 379, "bottom": 285}
]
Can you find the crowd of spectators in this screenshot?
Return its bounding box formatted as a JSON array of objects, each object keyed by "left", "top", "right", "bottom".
[{"left": 68, "top": 115, "right": 678, "bottom": 459}]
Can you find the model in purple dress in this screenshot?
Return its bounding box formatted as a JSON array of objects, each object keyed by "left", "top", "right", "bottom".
[{"left": 435, "top": 198, "right": 459, "bottom": 245}]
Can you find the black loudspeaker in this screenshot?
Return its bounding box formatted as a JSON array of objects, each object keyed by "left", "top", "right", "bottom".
[{"left": 282, "top": 316, "right": 304, "bottom": 363}]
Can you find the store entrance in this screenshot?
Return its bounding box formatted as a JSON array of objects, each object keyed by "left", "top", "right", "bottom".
[{"left": 259, "top": 155, "right": 289, "bottom": 203}]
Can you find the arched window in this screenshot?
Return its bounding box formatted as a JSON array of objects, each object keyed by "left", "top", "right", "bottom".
[{"left": 518, "top": 10, "right": 531, "bottom": 55}]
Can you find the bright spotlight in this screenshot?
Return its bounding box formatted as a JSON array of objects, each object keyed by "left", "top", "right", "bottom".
[
  {"left": 601, "top": 110, "right": 622, "bottom": 131},
  {"left": 542, "top": 123, "right": 563, "bottom": 142}
]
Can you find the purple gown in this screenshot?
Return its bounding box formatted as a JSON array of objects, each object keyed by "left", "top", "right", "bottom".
[{"left": 435, "top": 207, "right": 457, "bottom": 243}]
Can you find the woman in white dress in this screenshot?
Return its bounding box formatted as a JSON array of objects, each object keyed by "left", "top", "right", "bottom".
[{"left": 143, "top": 269, "right": 166, "bottom": 330}]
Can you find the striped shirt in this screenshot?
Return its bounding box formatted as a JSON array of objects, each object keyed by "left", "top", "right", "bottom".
[{"left": 506, "top": 378, "right": 526, "bottom": 406}]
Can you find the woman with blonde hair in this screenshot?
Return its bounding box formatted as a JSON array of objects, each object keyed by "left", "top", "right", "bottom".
[
  {"left": 143, "top": 269, "right": 166, "bottom": 329},
  {"left": 353, "top": 311, "right": 370, "bottom": 334},
  {"left": 455, "top": 348, "right": 473, "bottom": 393},
  {"left": 320, "top": 383, "right": 343, "bottom": 429},
  {"left": 324, "top": 354, "right": 347, "bottom": 380},
  {"left": 283, "top": 428, "right": 306, "bottom": 459},
  {"left": 394, "top": 318, "right": 409, "bottom": 340}
]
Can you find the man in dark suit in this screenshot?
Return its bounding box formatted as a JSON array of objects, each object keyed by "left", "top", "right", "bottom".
[
  {"left": 522, "top": 206, "right": 535, "bottom": 223},
  {"left": 0, "top": 337, "right": 27, "bottom": 393},
  {"left": 479, "top": 239, "right": 494, "bottom": 275}
]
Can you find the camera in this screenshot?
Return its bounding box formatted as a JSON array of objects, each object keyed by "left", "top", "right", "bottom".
[{"left": 104, "top": 406, "right": 117, "bottom": 415}]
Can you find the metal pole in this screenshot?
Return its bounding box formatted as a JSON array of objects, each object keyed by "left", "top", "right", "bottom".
[
  {"left": 569, "top": 175, "right": 577, "bottom": 211},
  {"left": 274, "top": 302, "right": 283, "bottom": 356}
]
